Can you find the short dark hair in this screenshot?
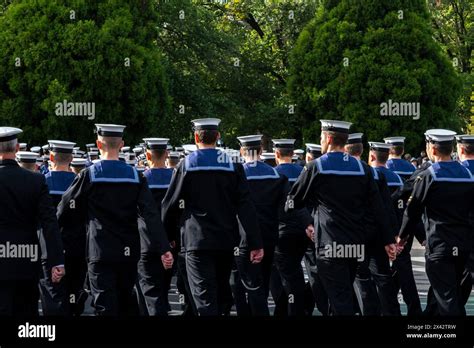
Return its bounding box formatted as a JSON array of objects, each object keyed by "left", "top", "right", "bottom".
[
  {"left": 242, "top": 145, "right": 262, "bottom": 158},
  {"left": 461, "top": 143, "right": 474, "bottom": 156},
  {"left": 196, "top": 130, "right": 218, "bottom": 145},
  {"left": 149, "top": 149, "right": 167, "bottom": 161},
  {"left": 345, "top": 143, "right": 363, "bottom": 157},
  {"left": 325, "top": 131, "right": 348, "bottom": 147},
  {"left": 53, "top": 152, "right": 73, "bottom": 165},
  {"left": 433, "top": 143, "right": 453, "bottom": 156},
  {"left": 373, "top": 150, "right": 389, "bottom": 163},
  {"left": 390, "top": 145, "right": 404, "bottom": 157},
  {"left": 276, "top": 148, "right": 293, "bottom": 158}
]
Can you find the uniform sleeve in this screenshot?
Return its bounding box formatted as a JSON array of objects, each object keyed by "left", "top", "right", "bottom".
[
  {"left": 38, "top": 176, "right": 64, "bottom": 268},
  {"left": 235, "top": 163, "right": 263, "bottom": 250},
  {"left": 137, "top": 176, "right": 170, "bottom": 255},
  {"left": 365, "top": 166, "right": 395, "bottom": 246},
  {"left": 57, "top": 169, "right": 88, "bottom": 228},
  {"left": 161, "top": 163, "right": 185, "bottom": 243},
  {"left": 377, "top": 173, "right": 399, "bottom": 243},
  {"left": 399, "top": 173, "right": 431, "bottom": 240},
  {"left": 286, "top": 161, "right": 317, "bottom": 211}
]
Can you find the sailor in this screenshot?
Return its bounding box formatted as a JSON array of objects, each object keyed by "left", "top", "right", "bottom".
[
  {"left": 70, "top": 158, "right": 87, "bottom": 175},
  {"left": 260, "top": 152, "right": 276, "bottom": 167},
  {"left": 167, "top": 151, "right": 181, "bottom": 169},
  {"left": 229, "top": 135, "right": 288, "bottom": 316},
  {"left": 398, "top": 129, "right": 474, "bottom": 315},
  {"left": 305, "top": 144, "right": 321, "bottom": 163},
  {"left": 16, "top": 151, "right": 39, "bottom": 172},
  {"left": 286, "top": 120, "right": 397, "bottom": 315},
  {"left": 162, "top": 118, "right": 264, "bottom": 316},
  {"left": 385, "top": 136, "right": 424, "bottom": 316},
  {"left": 0, "top": 127, "right": 64, "bottom": 315},
  {"left": 135, "top": 138, "right": 175, "bottom": 316},
  {"left": 56, "top": 124, "right": 173, "bottom": 316},
  {"left": 271, "top": 138, "right": 313, "bottom": 316}
]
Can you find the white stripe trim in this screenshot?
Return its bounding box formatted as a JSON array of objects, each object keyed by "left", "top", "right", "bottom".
[
  {"left": 90, "top": 166, "right": 140, "bottom": 183},
  {"left": 316, "top": 157, "right": 365, "bottom": 176},
  {"left": 49, "top": 190, "right": 66, "bottom": 195},
  {"left": 246, "top": 167, "right": 280, "bottom": 180},
  {"left": 428, "top": 165, "right": 474, "bottom": 182},
  {"left": 148, "top": 184, "right": 170, "bottom": 189}
]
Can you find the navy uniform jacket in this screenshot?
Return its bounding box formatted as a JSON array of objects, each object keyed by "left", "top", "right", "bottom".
[
  {"left": 275, "top": 163, "right": 313, "bottom": 236},
  {"left": 162, "top": 148, "right": 263, "bottom": 252},
  {"left": 462, "top": 159, "right": 474, "bottom": 175},
  {"left": 44, "top": 171, "right": 85, "bottom": 258},
  {"left": 373, "top": 166, "right": 404, "bottom": 227},
  {"left": 386, "top": 158, "right": 416, "bottom": 181},
  {"left": 399, "top": 161, "right": 474, "bottom": 257},
  {"left": 366, "top": 166, "right": 399, "bottom": 244},
  {"left": 242, "top": 161, "right": 288, "bottom": 248},
  {"left": 57, "top": 160, "right": 170, "bottom": 263},
  {"left": 139, "top": 168, "right": 173, "bottom": 255},
  {"left": 287, "top": 152, "right": 393, "bottom": 247},
  {"left": 0, "top": 159, "right": 64, "bottom": 279}
]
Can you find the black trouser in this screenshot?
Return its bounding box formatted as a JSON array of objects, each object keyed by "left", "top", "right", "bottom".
[
  {"left": 177, "top": 251, "right": 197, "bottom": 316},
  {"left": 88, "top": 261, "right": 139, "bottom": 316},
  {"left": 355, "top": 241, "right": 401, "bottom": 316},
  {"left": 39, "top": 256, "right": 88, "bottom": 316},
  {"left": 317, "top": 256, "right": 359, "bottom": 316},
  {"left": 0, "top": 279, "right": 39, "bottom": 316},
  {"left": 136, "top": 255, "right": 168, "bottom": 316},
  {"left": 273, "top": 234, "right": 307, "bottom": 316},
  {"left": 392, "top": 235, "right": 422, "bottom": 316},
  {"left": 230, "top": 246, "right": 273, "bottom": 316},
  {"left": 303, "top": 243, "right": 329, "bottom": 316},
  {"left": 185, "top": 250, "right": 234, "bottom": 316},
  {"left": 425, "top": 253, "right": 469, "bottom": 316}
]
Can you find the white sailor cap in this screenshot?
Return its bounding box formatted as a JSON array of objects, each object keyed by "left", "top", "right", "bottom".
[
  {"left": 425, "top": 129, "right": 457, "bottom": 144},
  {"left": 237, "top": 135, "right": 262, "bottom": 147},
  {"left": 16, "top": 151, "right": 38, "bottom": 163},
  {"left": 306, "top": 143, "right": 322, "bottom": 153},
  {"left": 118, "top": 153, "right": 127, "bottom": 161},
  {"left": 71, "top": 158, "right": 87, "bottom": 167},
  {"left": 121, "top": 146, "right": 131, "bottom": 153},
  {"left": 320, "top": 120, "right": 352, "bottom": 133},
  {"left": 30, "top": 146, "right": 41, "bottom": 154},
  {"left": 36, "top": 157, "right": 43, "bottom": 165},
  {"left": 95, "top": 124, "right": 126, "bottom": 137},
  {"left": 88, "top": 151, "right": 99, "bottom": 157},
  {"left": 292, "top": 154, "right": 299, "bottom": 160},
  {"left": 126, "top": 158, "right": 137, "bottom": 165},
  {"left": 19, "top": 143, "right": 27, "bottom": 150},
  {"left": 86, "top": 143, "right": 95, "bottom": 148},
  {"left": 455, "top": 134, "right": 474, "bottom": 144},
  {"left": 368, "top": 141, "right": 392, "bottom": 153},
  {"left": 143, "top": 138, "right": 170, "bottom": 150},
  {"left": 175, "top": 146, "right": 184, "bottom": 152},
  {"left": 88, "top": 147, "right": 98, "bottom": 152},
  {"left": 169, "top": 151, "right": 181, "bottom": 159},
  {"left": 260, "top": 152, "right": 275, "bottom": 160},
  {"left": 384, "top": 136, "right": 406, "bottom": 146},
  {"left": 42, "top": 144, "right": 50, "bottom": 151},
  {"left": 182, "top": 144, "right": 197, "bottom": 154},
  {"left": 167, "top": 144, "right": 173, "bottom": 151},
  {"left": 347, "top": 133, "right": 364, "bottom": 144},
  {"left": 272, "top": 139, "right": 296, "bottom": 149},
  {"left": 48, "top": 140, "right": 76, "bottom": 154},
  {"left": 191, "top": 118, "right": 221, "bottom": 130},
  {"left": 294, "top": 149, "right": 304, "bottom": 155},
  {"left": 133, "top": 147, "right": 143, "bottom": 154}
]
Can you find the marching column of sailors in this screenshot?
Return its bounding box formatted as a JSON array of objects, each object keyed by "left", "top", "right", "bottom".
[{"left": 0, "top": 119, "right": 473, "bottom": 316}]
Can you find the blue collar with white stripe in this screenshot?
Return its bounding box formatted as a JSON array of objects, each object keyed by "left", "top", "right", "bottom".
[
  {"left": 315, "top": 152, "right": 365, "bottom": 176},
  {"left": 461, "top": 160, "right": 474, "bottom": 175},
  {"left": 89, "top": 160, "right": 140, "bottom": 183},
  {"left": 375, "top": 166, "right": 404, "bottom": 187},
  {"left": 275, "top": 163, "right": 302, "bottom": 182},
  {"left": 386, "top": 158, "right": 415, "bottom": 176},
  {"left": 45, "top": 171, "right": 76, "bottom": 195},
  {"left": 428, "top": 161, "right": 473, "bottom": 182},
  {"left": 143, "top": 168, "right": 173, "bottom": 189},
  {"left": 243, "top": 161, "right": 280, "bottom": 180},
  {"left": 184, "top": 148, "right": 234, "bottom": 172}
]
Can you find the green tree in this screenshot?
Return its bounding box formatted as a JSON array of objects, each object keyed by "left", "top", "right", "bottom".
[
  {"left": 0, "top": 0, "right": 170, "bottom": 147},
  {"left": 288, "top": 0, "right": 463, "bottom": 152}
]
